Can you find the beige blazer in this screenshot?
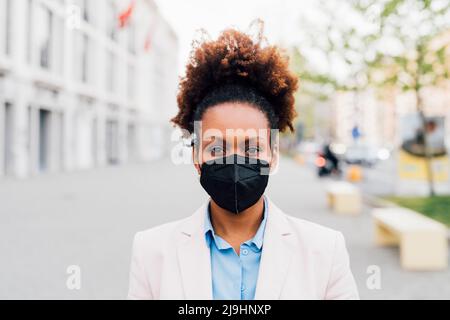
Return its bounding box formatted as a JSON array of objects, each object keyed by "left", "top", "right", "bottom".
[{"left": 127, "top": 196, "right": 360, "bottom": 300}]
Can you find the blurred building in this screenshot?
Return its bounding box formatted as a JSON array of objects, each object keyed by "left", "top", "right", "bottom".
[
  {"left": 331, "top": 86, "right": 450, "bottom": 150},
  {"left": 0, "top": 0, "right": 178, "bottom": 178},
  {"left": 331, "top": 89, "right": 393, "bottom": 148},
  {"left": 331, "top": 28, "right": 450, "bottom": 151}
]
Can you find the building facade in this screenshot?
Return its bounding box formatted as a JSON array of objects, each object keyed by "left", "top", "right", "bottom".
[
  {"left": 331, "top": 86, "right": 450, "bottom": 151},
  {"left": 331, "top": 28, "right": 450, "bottom": 151},
  {"left": 331, "top": 90, "right": 393, "bottom": 148},
  {"left": 0, "top": 0, "right": 179, "bottom": 178}
]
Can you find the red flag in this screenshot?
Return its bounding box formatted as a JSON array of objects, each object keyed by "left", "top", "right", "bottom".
[{"left": 118, "top": 0, "right": 136, "bottom": 28}]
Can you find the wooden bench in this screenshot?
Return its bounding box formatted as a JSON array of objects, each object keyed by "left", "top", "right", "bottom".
[
  {"left": 325, "top": 181, "right": 362, "bottom": 215},
  {"left": 372, "top": 207, "right": 448, "bottom": 270}
]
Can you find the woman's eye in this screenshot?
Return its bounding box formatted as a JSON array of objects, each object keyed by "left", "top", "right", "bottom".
[
  {"left": 209, "top": 145, "right": 225, "bottom": 156},
  {"left": 246, "top": 146, "right": 260, "bottom": 156}
]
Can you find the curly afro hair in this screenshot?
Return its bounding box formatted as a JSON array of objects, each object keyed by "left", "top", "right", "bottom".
[{"left": 171, "top": 22, "right": 299, "bottom": 135}]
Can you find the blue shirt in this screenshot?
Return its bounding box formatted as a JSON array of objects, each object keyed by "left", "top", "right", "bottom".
[{"left": 204, "top": 196, "right": 268, "bottom": 300}]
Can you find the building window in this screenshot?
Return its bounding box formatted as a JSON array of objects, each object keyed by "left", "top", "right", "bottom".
[
  {"left": 82, "top": 0, "right": 89, "bottom": 23},
  {"left": 106, "top": 50, "right": 116, "bottom": 92},
  {"left": 106, "top": 2, "right": 117, "bottom": 41},
  {"left": 81, "top": 34, "right": 89, "bottom": 83},
  {"left": 35, "top": 4, "right": 53, "bottom": 70},
  {"left": 32, "top": 2, "right": 63, "bottom": 74},
  {"left": 0, "top": 0, "right": 12, "bottom": 56},
  {"left": 53, "top": 15, "right": 64, "bottom": 75},
  {"left": 74, "top": 31, "right": 90, "bottom": 83},
  {"left": 2, "top": 102, "right": 14, "bottom": 176},
  {"left": 38, "top": 109, "right": 51, "bottom": 172},
  {"left": 26, "top": 0, "right": 33, "bottom": 64},
  {"left": 106, "top": 119, "right": 119, "bottom": 165},
  {"left": 127, "top": 63, "right": 135, "bottom": 100},
  {"left": 4, "top": 0, "right": 11, "bottom": 55},
  {"left": 128, "top": 23, "right": 136, "bottom": 54}
]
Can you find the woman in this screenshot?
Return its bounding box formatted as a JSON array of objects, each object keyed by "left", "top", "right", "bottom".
[{"left": 127, "top": 25, "right": 359, "bottom": 300}]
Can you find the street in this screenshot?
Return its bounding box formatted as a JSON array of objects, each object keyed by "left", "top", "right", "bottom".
[{"left": 1, "top": 156, "right": 449, "bottom": 299}]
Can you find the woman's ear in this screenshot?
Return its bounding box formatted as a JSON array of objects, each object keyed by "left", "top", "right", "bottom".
[
  {"left": 269, "top": 142, "right": 280, "bottom": 175},
  {"left": 192, "top": 147, "right": 201, "bottom": 175}
]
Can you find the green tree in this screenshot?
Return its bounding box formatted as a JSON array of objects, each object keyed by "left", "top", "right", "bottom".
[
  {"left": 361, "top": 0, "right": 450, "bottom": 196},
  {"left": 292, "top": 0, "right": 381, "bottom": 143}
]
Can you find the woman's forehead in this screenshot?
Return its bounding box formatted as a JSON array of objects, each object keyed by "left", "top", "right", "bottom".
[
  {"left": 201, "top": 129, "right": 270, "bottom": 142},
  {"left": 201, "top": 102, "right": 270, "bottom": 131}
]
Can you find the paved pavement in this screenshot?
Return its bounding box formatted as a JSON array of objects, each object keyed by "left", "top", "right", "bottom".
[{"left": 0, "top": 156, "right": 449, "bottom": 299}]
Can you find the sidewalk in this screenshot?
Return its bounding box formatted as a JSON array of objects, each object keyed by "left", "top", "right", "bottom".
[
  {"left": 0, "top": 156, "right": 449, "bottom": 299},
  {"left": 270, "top": 157, "right": 450, "bottom": 299},
  {"left": 0, "top": 158, "right": 206, "bottom": 299}
]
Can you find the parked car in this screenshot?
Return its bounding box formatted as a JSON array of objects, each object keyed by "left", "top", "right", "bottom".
[{"left": 344, "top": 145, "right": 380, "bottom": 167}]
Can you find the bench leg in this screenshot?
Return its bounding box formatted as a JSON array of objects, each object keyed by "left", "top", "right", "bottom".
[
  {"left": 400, "top": 232, "right": 448, "bottom": 271},
  {"left": 327, "top": 193, "right": 334, "bottom": 209},
  {"left": 374, "top": 221, "right": 398, "bottom": 246}
]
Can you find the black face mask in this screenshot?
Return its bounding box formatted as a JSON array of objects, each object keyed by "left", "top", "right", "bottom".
[{"left": 199, "top": 154, "right": 270, "bottom": 214}]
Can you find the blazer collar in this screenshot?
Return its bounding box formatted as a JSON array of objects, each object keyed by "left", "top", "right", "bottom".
[
  {"left": 254, "top": 196, "right": 295, "bottom": 299},
  {"left": 176, "top": 195, "right": 295, "bottom": 300},
  {"left": 176, "top": 198, "right": 212, "bottom": 299}
]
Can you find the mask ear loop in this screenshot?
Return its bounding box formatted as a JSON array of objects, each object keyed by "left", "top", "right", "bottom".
[
  {"left": 191, "top": 133, "right": 203, "bottom": 174},
  {"left": 265, "top": 128, "right": 279, "bottom": 176}
]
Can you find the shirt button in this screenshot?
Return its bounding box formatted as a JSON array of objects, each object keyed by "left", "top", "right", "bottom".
[
  {"left": 241, "top": 285, "right": 246, "bottom": 291},
  {"left": 242, "top": 249, "right": 249, "bottom": 255}
]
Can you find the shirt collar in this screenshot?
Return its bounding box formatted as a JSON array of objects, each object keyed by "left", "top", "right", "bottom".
[{"left": 203, "top": 195, "right": 268, "bottom": 250}]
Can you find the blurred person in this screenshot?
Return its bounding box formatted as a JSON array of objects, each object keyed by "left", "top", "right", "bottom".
[
  {"left": 323, "top": 144, "right": 339, "bottom": 171},
  {"left": 127, "top": 24, "right": 359, "bottom": 300},
  {"left": 317, "top": 143, "right": 341, "bottom": 177}
]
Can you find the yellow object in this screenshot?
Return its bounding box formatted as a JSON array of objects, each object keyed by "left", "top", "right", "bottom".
[
  {"left": 325, "top": 181, "right": 362, "bottom": 215},
  {"left": 347, "top": 165, "right": 362, "bottom": 182},
  {"left": 294, "top": 154, "right": 305, "bottom": 165},
  {"left": 372, "top": 207, "right": 448, "bottom": 271},
  {"left": 398, "top": 150, "right": 449, "bottom": 181}
]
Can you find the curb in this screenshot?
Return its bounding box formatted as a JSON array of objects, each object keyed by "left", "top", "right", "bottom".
[{"left": 362, "top": 193, "right": 399, "bottom": 209}]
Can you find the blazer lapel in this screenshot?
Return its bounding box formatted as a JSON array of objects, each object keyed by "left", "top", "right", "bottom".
[
  {"left": 175, "top": 196, "right": 295, "bottom": 300},
  {"left": 254, "top": 197, "right": 295, "bottom": 300},
  {"left": 176, "top": 200, "right": 213, "bottom": 300}
]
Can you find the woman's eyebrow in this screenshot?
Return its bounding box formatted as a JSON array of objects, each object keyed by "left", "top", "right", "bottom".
[
  {"left": 203, "top": 135, "right": 268, "bottom": 148},
  {"left": 235, "top": 138, "right": 262, "bottom": 150},
  {"left": 239, "top": 136, "right": 266, "bottom": 144},
  {"left": 203, "top": 136, "right": 226, "bottom": 146},
  {"left": 241, "top": 137, "right": 257, "bottom": 145}
]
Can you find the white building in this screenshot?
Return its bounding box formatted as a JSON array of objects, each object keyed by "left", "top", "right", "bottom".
[
  {"left": 0, "top": 0, "right": 179, "bottom": 178},
  {"left": 331, "top": 90, "right": 389, "bottom": 147}
]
